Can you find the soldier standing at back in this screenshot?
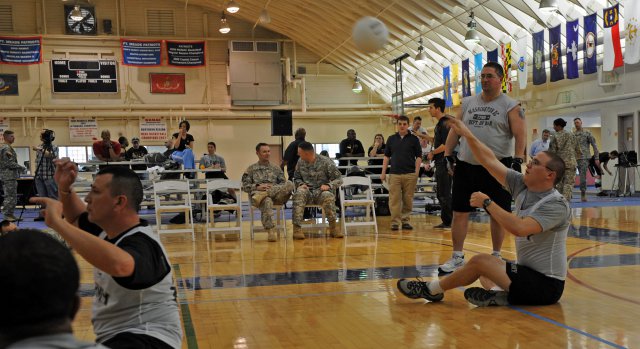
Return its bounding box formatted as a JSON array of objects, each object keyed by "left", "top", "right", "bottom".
[
  {"left": 549, "top": 118, "right": 581, "bottom": 201},
  {"left": 573, "top": 117, "right": 599, "bottom": 202},
  {"left": 1, "top": 130, "right": 26, "bottom": 222},
  {"left": 242, "top": 143, "right": 294, "bottom": 242},
  {"left": 291, "top": 141, "right": 343, "bottom": 240}
]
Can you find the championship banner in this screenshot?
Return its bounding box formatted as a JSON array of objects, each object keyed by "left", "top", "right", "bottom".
[
  {"left": 461, "top": 58, "right": 471, "bottom": 97},
  {"left": 0, "top": 36, "right": 42, "bottom": 65},
  {"left": 166, "top": 41, "right": 205, "bottom": 67},
  {"left": 69, "top": 118, "right": 99, "bottom": 143},
  {"left": 139, "top": 117, "right": 168, "bottom": 142},
  {"left": 451, "top": 63, "right": 460, "bottom": 106},
  {"left": 533, "top": 30, "right": 547, "bottom": 85},
  {"left": 583, "top": 13, "right": 598, "bottom": 74},
  {"left": 549, "top": 25, "right": 564, "bottom": 82},
  {"left": 443, "top": 66, "right": 452, "bottom": 108},
  {"left": 121, "top": 39, "right": 162, "bottom": 67},
  {"left": 0, "top": 117, "right": 9, "bottom": 143},
  {"left": 566, "top": 19, "right": 580, "bottom": 79},
  {"left": 516, "top": 36, "right": 528, "bottom": 90},
  {"left": 474, "top": 52, "right": 483, "bottom": 94},
  {"left": 500, "top": 42, "right": 512, "bottom": 93},
  {"left": 487, "top": 48, "right": 498, "bottom": 63},
  {"left": 0, "top": 74, "right": 18, "bottom": 95},
  {"left": 624, "top": 0, "right": 640, "bottom": 65},
  {"left": 603, "top": 4, "right": 623, "bottom": 71}
]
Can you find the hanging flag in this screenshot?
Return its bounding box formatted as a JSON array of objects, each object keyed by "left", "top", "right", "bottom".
[
  {"left": 500, "top": 42, "right": 512, "bottom": 93},
  {"left": 583, "top": 13, "right": 597, "bottom": 74},
  {"left": 474, "top": 52, "right": 483, "bottom": 94},
  {"left": 487, "top": 48, "right": 498, "bottom": 63},
  {"left": 516, "top": 36, "right": 528, "bottom": 90},
  {"left": 549, "top": 25, "right": 564, "bottom": 82},
  {"left": 624, "top": 0, "right": 640, "bottom": 65},
  {"left": 566, "top": 19, "right": 579, "bottom": 79},
  {"left": 451, "top": 63, "right": 460, "bottom": 106},
  {"left": 532, "top": 30, "right": 546, "bottom": 85},
  {"left": 461, "top": 58, "right": 471, "bottom": 97},
  {"left": 603, "top": 4, "right": 623, "bottom": 71},
  {"left": 443, "top": 66, "right": 452, "bottom": 108}
]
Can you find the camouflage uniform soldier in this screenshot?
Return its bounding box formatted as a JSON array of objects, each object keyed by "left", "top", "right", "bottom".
[
  {"left": 292, "top": 141, "right": 343, "bottom": 240},
  {"left": 573, "top": 118, "right": 599, "bottom": 202},
  {"left": 549, "top": 119, "right": 581, "bottom": 201},
  {"left": 0, "top": 130, "right": 26, "bottom": 222},
  {"left": 242, "top": 143, "right": 294, "bottom": 242}
]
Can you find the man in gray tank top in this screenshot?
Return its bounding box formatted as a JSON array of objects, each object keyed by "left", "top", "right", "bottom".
[
  {"left": 398, "top": 118, "right": 570, "bottom": 306},
  {"left": 439, "top": 62, "right": 526, "bottom": 274},
  {"left": 31, "top": 162, "right": 182, "bottom": 349}
]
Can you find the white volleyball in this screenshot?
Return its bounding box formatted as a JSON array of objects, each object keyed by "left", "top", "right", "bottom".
[{"left": 352, "top": 16, "right": 389, "bottom": 53}]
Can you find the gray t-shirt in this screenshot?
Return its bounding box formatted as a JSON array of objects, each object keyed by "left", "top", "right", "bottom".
[
  {"left": 458, "top": 93, "right": 519, "bottom": 164},
  {"left": 506, "top": 170, "right": 570, "bottom": 280},
  {"left": 8, "top": 333, "right": 109, "bottom": 348}
]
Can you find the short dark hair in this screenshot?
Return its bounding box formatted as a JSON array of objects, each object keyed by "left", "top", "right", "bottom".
[
  {"left": 298, "top": 141, "right": 314, "bottom": 152},
  {"left": 573, "top": 117, "right": 582, "bottom": 122},
  {"left": 207, "top": 141, "right": 216, "bottom": 148},
  {"left": 256, "top": 142, "right": 269, "bottom": 152},
  {"left": 118, "top": 136, "right": 129, "bottom": 147},
  {"left": 413, "top": 116, "right": 422, "bottom": 122},
  {"left": 542, "top": 151, "right": 566, "bottom": 185},
  {"left": 96, "top": 166, "right": 143, "bottom": 212},
  {"left": 179, "top": 120, "right": 191, "bottom": 131},
  {"left": 0, "top": 230, "right": 79, "bottom": 336},
  {"left": 428, "top": 98, "right": 445, "bottom": 112},
  {"left": 483, "top": 62, "right": 504, "bottom": 79},
  {"left": 397, "top": 115, "right": 410, "bottom": 123},
  {"left": 3, "top": 129, "right": 14, "bottom": 136},
  {"left": 553, "top": 118, "right": 567, "bottom": 128},
  {"left": 610, "top": 150, "right": 619, "bottom": 157},
  {"left": 294, "top": 128, "right": 306, "bottom": 140},
  {"left": 542, "top": 129, "right": 550, "bottom": 134}
]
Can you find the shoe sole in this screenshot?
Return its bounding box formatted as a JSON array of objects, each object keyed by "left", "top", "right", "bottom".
[
  {"left": 396, "top": 279, "right": 445, "bottom": 302},
  {"left": 464, "top": 288, "right": 505, "bottom": 306}
]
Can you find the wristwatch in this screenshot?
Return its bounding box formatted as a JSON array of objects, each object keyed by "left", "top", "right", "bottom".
[{"left": 482, "top": 198, "right": 493, "bottom": 210}]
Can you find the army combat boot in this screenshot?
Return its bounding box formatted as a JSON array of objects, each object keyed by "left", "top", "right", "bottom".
[
  {"left": 329, "top": 221, "right": 343, "bottom": 238},
  {"left": 293, "top": 225, "right": 305, "bottom": 240}
]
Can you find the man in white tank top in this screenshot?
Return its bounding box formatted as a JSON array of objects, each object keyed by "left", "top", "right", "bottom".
[
  {"left": 31, "top": 161, "right": 182, "bottom": 348},
  {"left": 398, "top": 118, "right": 570, "bottom": 307},
  {"left": 439, "top": 62, "right": 527, "bottom": 274}
]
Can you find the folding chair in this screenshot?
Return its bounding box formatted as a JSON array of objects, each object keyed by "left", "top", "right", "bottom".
[
  {"left": 339, "top": 176, "right": 378, "bottom": 236},
  {"left": 205, "top": 179, "right": 243, "bottom": 240},
  {"left": 153, "top": 180, "right": 195, "bottom": 240},
  {"left": 249, "top": 203, "right": 287, "bottom": 240}
]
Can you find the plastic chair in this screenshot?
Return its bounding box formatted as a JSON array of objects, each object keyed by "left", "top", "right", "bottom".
[
  {"left": 205, "top": 179, "right": 243, "bottom": 240},
  {"left": 153, "top": 180, "right": 195, "bottom": 240},
  {"left": 339, "top": 176, "right": 378, "bottom": 236}
]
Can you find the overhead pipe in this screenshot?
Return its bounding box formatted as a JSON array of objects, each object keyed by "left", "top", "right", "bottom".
[
  {"left": 0, "top": 110, "right": 385, "bottom": 119},
  {"left": 0, "top": 103, "right": 388, "bottom": 111}
]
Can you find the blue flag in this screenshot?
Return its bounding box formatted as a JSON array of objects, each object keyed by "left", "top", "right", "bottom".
[
  {"left": 549, "top": 25, "right": 564, "bottom": 82},
  {"left": 583, "top": 13, "right": 598, "bottom": 74},
  {"left": 461, "top": 58, "right": 471, "bottom": 97},
  {"left": 532, "top": 30, "right": 546, "bottom": 85},
  {"left": 474, "top": 52, "right": 483, "bottom": 94},
  {"left": 487, "top": 48, "right": 498, "bottom": 63},
  {"left": 443, "top": 66, "right": 452, "bottom": 108},
  {"left": 566, "top": 19, "right": 579, "bottom": 79}
]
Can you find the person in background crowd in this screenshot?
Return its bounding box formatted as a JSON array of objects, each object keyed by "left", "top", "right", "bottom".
[
  {"left": 338, "top": 129, "right": 365, "bottom": 175},
  {"left": 549, "top": 118, "right": 581, "bottom": 201},
  {"left": 589, "top": 150, "right": 619, "bottom": 193},
  {"left": 573, "top": 117, "right": 599, "bottom": 202},
  {"left": 409, "top": 116, "right": 433, "bottom": 142},
  {"left": 92, "top": 130, "right": 121, "bottom": 162},
  {"left": 368, "top": 133, "right": 386, "bottom": 182},
  {"left": 530, "top": 129, "right": 551, "bottom": 157},
  {"left": 125, "top": 137, "right": 149, "bottom": 180},
  {"left": 282, "top": 128, "right": 306, "bottom": 180},
  {"left": 1, "top": 130, "right": 26, "bottom": 222},
  {"left": 171, "top": 120, "right": 196, "bottom": 179},
  {"left": 427, "top": 97, "right": 453, "bottom": 229},
  {"left": 33, "top": 129, "right": 59, "bottom": 221}
]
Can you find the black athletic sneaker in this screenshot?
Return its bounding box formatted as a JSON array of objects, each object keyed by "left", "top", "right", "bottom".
[
  {"left": 396, "top": 278, "right": 444, "bottom": 302},
  {"left": 464, "top": 287, "right": 509, "bottom": 306}
]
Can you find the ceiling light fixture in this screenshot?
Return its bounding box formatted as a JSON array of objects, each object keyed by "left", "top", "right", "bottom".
[
  {"left": 352, "top": 72, "right": 363, "bottom": 93},
  {"left": 464, "top": 11, "right": 481, "bottom": 44},
  {"left": 219, "top": 12, "right": 230, "bottom": 34},
  {"left": 259, "top": 8, "right": 271, "bottom": 24},
  {"left": 70, "top": 5, "right": 84, "bottom": 21},
  {"left": 415, "top": 37, "right": 428, "bottom": 66},
  {"left": 226, "top": 0, "right": 240, "bottom": 14},
  {"left": 539, "top": 0, "right": 559, "bottom": 13}
]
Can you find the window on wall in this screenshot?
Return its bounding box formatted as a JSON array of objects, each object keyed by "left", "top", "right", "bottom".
[
  {"left": 14, "top": 147, "right": 30, "bottom": 176},
  {"left": 313, "top": 143, "right": 340, "bottom": 164},
  {"left": 59, "top": 146, "right": 94, "bottom": 163}
]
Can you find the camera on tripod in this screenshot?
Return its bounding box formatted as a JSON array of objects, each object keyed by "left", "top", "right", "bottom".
[
  {"left": 615, "top": 151, "right": 637, "bottom": 168},
  {"left": 41, "top": 129, "right": 55, "bottom": 146}
]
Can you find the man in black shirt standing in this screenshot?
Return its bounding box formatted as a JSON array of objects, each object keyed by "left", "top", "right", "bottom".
[
  {"left": 427, "top": 98, "right": 453, "bottom": 228},
  {"left": 338, "top": 129, "right": 365, "bottom": 175},
  {"left": 381, "top": 115, "right": 422, "bottom": 231},
  {"left": 282, "top": 128, "right": 306, "bottom": 180}
]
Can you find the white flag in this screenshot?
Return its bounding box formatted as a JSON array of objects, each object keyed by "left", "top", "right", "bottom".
[
  {"left": 625, "top": 0, "right": 640, "bottom": 64},
  {"left": 516, "top": 36, "right": 528, "bottom": 89}
]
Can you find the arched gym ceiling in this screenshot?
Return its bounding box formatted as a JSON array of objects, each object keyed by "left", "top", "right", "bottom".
[{"left": 178, "top": 0, "right": 622, "bottom": 104}]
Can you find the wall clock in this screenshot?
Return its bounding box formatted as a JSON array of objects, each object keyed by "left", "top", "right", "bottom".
[{"left": 64, "top": 4, "right": 97, "bottom": 35}]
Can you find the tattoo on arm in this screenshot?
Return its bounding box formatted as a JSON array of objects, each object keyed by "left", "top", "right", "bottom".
[{"left": 518, "top": 106, "right": 525, "bottom": 120}]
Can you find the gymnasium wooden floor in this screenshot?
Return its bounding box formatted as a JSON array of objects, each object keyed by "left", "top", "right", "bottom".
[{"left": 71, "top": 203, "right": 640, "bottom": 349}]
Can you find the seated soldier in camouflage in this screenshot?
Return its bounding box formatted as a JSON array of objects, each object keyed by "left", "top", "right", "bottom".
[
  {"left": 292, "top": 141, "right": 343, "bottom": 240},
  {"left": 241, "top": 143, "right": 294, "bottom": 242}
]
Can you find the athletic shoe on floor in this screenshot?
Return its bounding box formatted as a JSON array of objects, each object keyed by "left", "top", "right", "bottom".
[
  {"left": 397, "top": 278, "right": 444, "bottom": 302},
  {"left": 438, "top": 255, "right": 464, "bottom": 274},
  {"left": 433, "top": 223, "right": 451, "bottom": 229},
  {"left": 464, "top": 287, "right": 509, "bottom": 306},
  {"left": 401, "top": 223, "right": 413, "bottom": 230}
]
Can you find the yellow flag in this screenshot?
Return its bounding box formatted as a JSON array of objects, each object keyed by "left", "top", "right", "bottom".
[{"left": 452, "top": 63, "right": 460, "bottom": 106}]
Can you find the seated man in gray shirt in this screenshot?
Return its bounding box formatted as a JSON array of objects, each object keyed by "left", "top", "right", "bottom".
[{"left": 397, "top": 118, "right": 571, "bottom": 307}]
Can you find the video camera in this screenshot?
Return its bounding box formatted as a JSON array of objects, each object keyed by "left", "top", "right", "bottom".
[
  {"left": 616, "top": 151, "right": 637, "bottom": 168},
  {"left": 41, "top": 129, "right": 55, "bottom": 145}
]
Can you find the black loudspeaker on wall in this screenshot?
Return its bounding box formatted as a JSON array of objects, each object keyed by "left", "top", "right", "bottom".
[
  {"left": 271, "top": 110, "right": 293, "bottom": 136},
  {"left": 103, "top": 19, "right": 112, "bottom": 34}
]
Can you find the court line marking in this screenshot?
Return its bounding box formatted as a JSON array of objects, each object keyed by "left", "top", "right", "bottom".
[{"left": 173, "top": 265, "right": 199, "bottom": 349}]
